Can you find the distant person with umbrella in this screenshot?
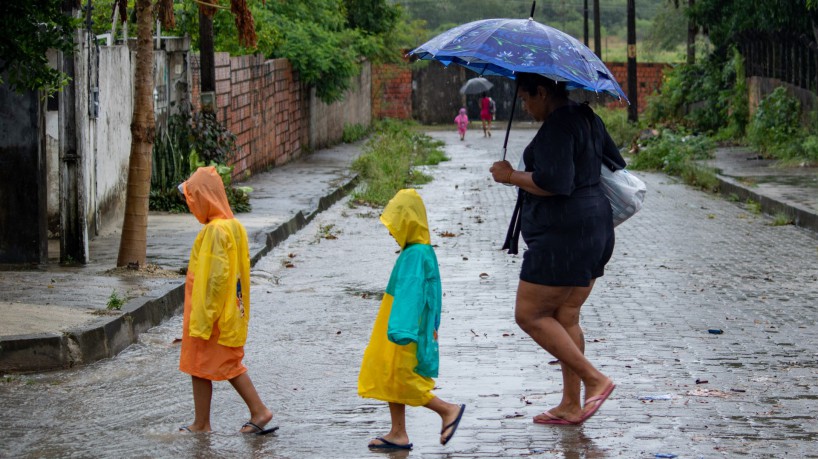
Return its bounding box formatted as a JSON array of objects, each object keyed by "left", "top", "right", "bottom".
[
  {"left": 489, "top": 73, "right": 621, "bottom": 425},
  {"left": 480, "top": 92, "right": 492, "bottom": 137}
]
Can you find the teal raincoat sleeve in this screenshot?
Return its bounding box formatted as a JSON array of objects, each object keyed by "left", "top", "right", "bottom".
[{"left": 386, "top": 244, "right": 441, "bottom": 378}]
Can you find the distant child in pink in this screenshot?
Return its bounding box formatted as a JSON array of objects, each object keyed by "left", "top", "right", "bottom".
[{"left": 454, "top": 108, "right": 469, "bottom": 141}]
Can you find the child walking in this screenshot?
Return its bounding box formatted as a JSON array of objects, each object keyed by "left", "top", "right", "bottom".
[
  {"left": 454, "top": 107, "right": 469, "bottom": 141},
  {"left": 358, "top": 189, "right": 466, "bottom": 450},
  {"left": 178, "top": 166, "right": 277, "bottom": 436}
]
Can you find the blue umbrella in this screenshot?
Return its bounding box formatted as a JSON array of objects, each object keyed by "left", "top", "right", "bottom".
[
  {"left": 409, "top": 5, "right": 628, "bottom": 160},
  {"left": 410, "top": 18, "right": 627, "bottom": 101}
]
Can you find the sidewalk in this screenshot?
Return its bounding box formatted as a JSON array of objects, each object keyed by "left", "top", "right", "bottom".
[
  {"left": 1, "top": 139, "right": 816, "bottom": 374},
  {"left": 0, "top": 141, "right": 363, "bottom": 373}
]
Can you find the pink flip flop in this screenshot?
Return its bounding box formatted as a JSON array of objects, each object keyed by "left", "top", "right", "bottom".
[
  {"left": 533, "top": 411, "right": 579, "bottom": 425},
  {"left": 578, "top": 383, "right": 616, "bottom": 423}
]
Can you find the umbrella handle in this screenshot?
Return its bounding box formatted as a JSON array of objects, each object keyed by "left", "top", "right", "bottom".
[{"left": 501, "top": 78, "right": 520, "bottom": 161}]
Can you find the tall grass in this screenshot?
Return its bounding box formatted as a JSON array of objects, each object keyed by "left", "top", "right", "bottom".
[{"left": 351, "top": 119, "right": 448, "bottom": 206}]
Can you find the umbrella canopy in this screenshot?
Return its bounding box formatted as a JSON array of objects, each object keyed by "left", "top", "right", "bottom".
[
  {"left": 459, "top": 77, "right": 494, "bottom": 95},
  {"left": 410, "top": 18, "right": 627, "bottom": 102}
]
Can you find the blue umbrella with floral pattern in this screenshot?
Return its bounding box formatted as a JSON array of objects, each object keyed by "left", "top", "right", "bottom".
[
  {"left": 410, "top": 18, "right": 627, "bottom": 100},
  {"left": 409, "top": 5, "right": 628, "bottom": 160}
]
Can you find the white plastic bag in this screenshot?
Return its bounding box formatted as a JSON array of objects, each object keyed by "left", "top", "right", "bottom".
[{"left": 599, "top": 166, "right": 646, "bottom": 227}]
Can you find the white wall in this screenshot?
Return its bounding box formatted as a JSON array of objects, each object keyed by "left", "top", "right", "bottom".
[
  {"left": 94, "top": 45, "right": 134, "bottom": 236},
  {"left": 308, "top": 61, "right": 372, "bottom": 150}
]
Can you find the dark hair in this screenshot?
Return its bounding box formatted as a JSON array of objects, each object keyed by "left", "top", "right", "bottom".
[{"left": 516, "top": 73, "right": 568, "bottom": 99}]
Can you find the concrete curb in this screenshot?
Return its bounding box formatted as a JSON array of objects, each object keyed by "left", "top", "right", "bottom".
[
  {"left": 0, "top": 175, "right": 359, "bottom": 373},
  {"left": 716, "top": 174, "right": 818, "bottom": 233}
]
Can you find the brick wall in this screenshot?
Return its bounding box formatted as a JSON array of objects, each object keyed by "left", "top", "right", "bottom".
[
  {"left": 372, "top": 63, "right": 412, "bottom": 119},
  {"left": 604, "top": 62, "right": 669, "bottom": 113},
  {"left": 191, "top": 53, "right": 307, "bottom": 179}
]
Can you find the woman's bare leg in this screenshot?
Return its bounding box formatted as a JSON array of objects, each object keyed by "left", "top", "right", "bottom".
[{"left": 515, "top": 280, "right": 611, "bottom": 422}]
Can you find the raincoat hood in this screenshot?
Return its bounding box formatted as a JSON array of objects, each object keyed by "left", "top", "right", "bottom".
[
  {"left": 459, "top": 108, "right": 466, "bottom": 115},
  {"left": 380, "top": 189, "right": 430, "bottom": 248},
  {"left": 181, "top": 166, "right": 234, "bottom": 224}
]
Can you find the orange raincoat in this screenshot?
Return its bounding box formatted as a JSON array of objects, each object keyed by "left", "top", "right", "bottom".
[{"left": 178, "top": 166, "right": 251, "bottom": 381}]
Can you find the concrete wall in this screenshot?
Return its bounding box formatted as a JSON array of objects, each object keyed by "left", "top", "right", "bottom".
[
  {"left": 748, "top": 76, "right": 817, "bottom": 125},
  {"left": 93, "top": 45, "right": 134, "bottom": 236},
  {"left": 0, "top": 84, "right": 47, "bottom": 263},
  {"left": 309, "top": 61, "right": 372, "bottom": 151}
]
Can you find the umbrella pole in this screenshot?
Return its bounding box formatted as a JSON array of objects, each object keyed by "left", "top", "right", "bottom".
[{"left": 502, "top": 79, "right": 519, "bottom": 161}]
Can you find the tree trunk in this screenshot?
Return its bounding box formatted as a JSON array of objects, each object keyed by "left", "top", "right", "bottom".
[{"left": 116, "top": 0, "right": 155, "bottom": 267}]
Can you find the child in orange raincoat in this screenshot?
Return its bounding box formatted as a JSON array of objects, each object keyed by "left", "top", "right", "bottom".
[
  {"left": 358, "top": 189, "right": 466, "bottom": 450},
  {"left": 178, "top": 166, "right": 277, "bottom": 436}
]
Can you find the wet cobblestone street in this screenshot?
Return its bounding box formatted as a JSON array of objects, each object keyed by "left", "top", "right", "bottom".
[{"left": 1, "top": 129, "right": 817, "bottom": 458}]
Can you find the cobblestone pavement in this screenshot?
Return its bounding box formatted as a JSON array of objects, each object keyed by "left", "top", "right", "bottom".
[{"left": 1, "top": 129, "right": 817, "bottom": 458}]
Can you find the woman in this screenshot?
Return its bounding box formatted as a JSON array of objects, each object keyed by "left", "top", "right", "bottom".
[
  {"left": 480, "top": 93, "right": 492, "bottom": 137},
  {"left": 489, "top": 73, "right": 621, "bottom": 425}
]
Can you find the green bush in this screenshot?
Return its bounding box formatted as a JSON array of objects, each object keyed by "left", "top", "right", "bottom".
[
  {"left": 747, "top": 87, "right": 802, "bottom": 160},
  {"left": 150, "top": 108, "right": 252, "bottom": 213},
  {"left": 351, "top": 119, "right": 448, "bottom": 206},
  {"left": 630, "top": 129, "right": 718, "bottom": 191},
  {"left": 645, "top": 50, "right": 746, "bottom": 136},
  {"left": 595, "top": 106, "right": 642, "bottom": 148},
  {"left": 342, "top": 123, "right": 370, "bottom": 143}
]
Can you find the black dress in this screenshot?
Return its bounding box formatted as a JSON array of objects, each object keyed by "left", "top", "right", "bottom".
[{"left": 516, "top": 104, "right": 624, "bottom": 287}]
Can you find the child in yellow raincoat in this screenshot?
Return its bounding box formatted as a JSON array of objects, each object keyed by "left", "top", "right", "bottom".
[
  {"left": 178, "top": 166, "right": 277, "bottom": 435},
  {"left": 358, "top": 189, "right": 466, "bottom": 450}
]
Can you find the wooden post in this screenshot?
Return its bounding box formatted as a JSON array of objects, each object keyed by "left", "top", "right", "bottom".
[
  {"left": 687, "top": 0, "right": 695, "bottom": 65},
  {"left": 627, "top": 0, "right": 637, "bottom": 122},
  {"left": 583, "top": 0, "right": 589, "bottom": 47},
  {"left": 593, "top": 0, "right": 601, "bottom": 58},
  {"left": 199, "top": 8, "right": 215, "bottom": 112}
]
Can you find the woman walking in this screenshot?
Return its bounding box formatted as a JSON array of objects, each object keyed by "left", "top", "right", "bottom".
[{"left": 489, "top": 73, "right": 620, "bottom": 425}]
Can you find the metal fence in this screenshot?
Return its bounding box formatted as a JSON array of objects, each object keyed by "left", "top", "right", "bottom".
[{"left": 737, "top": 30, "right": 818, "bottom": 93}]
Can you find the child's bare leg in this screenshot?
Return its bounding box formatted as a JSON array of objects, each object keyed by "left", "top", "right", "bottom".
[
  {"left": 185, "top": 376, "right": 213, "bottom": 432},
  {"left": 424, "top": 397, "right": 465, "bottom": 444},
  {"left": 368, "top": 402, "right": 410, "bottom": 447},
  {"left": 228, "top": 372, "right": 273, "bottom": 432}
]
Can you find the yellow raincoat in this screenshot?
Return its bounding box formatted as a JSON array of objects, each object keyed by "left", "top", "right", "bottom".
[
  {"left": 178, "top": 166, "right": 251, "bottom": 381},
  {"left": 358, "top": 189, "right": 441, "bottom": 406}
]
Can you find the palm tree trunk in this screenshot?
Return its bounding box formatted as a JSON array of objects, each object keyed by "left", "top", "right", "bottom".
[{"left": 117, "top": 0, "right": 155, "bottom": 267}]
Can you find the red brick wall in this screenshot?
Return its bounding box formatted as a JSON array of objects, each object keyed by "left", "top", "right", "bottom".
[
  {"left": 372, "top": 63, "right": 412, "bottom": 119},
  {"left": 190, "top": 54, "right": 307, "bottom": 179},
  {"left": 604, "top": 62, "right": 669, "bottom": 113}
]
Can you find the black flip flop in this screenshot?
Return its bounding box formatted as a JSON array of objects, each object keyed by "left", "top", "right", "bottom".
[
  {"left": 368, "top": 437, "right": 413, "bottom": 450},
  {"left": 440, "top": 404, "right": 466, "bottom": 445},
  {"left": 241, "top": 421, "right": 279, "bottom": 435}
]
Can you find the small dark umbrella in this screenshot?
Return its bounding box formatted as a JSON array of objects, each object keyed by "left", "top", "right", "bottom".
[{"left": 459, "top": 77, "right": 493, "bottom": 95}]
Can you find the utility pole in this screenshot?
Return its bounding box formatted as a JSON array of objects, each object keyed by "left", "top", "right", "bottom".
[
  {"left": 583, "top": 0, "right": 589, "bottom": 47},
  {"left": 199, "top": 8, "right": 216, "bottom": 112},
  {"left": 593, "top": 0, "right": 601, "bottom": 58},
  {"left": 687, "top": 0, "right": 696, "bottom": 65},
  {"left": 627, "top": 0, "right": 638, "bottom": 122},
  {"left": 60, "top": 0, "right": 89, "bottom": 263}
]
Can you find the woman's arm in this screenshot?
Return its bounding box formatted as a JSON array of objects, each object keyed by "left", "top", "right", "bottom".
[{"left": 490, "top": 160, "right": 555, "bottom": 197}]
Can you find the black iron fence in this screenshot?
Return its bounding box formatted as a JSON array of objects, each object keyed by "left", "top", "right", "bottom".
[{"left": 736, "top": 30, "right": 818, "bottom": 93}]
